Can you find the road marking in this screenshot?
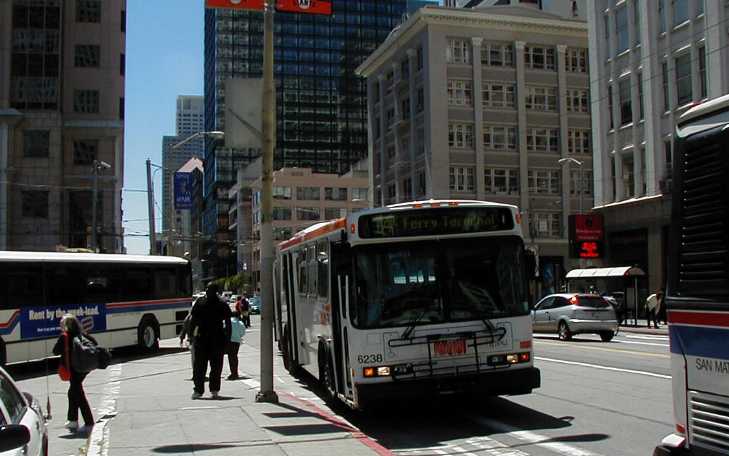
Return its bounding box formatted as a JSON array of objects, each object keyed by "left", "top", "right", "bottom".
[
  {"left": 616, "top": 340, "right": 669, "bottom": 348},
  {"left": 536, "top": 356, "right": 671, "bottom": 379},
  {"left": 86, "top": 363, "right": 122, "bottom": 456},
  {"left": 475, "top": 418, "right": 605, "bottom": 456},
  {"left": 535, "top": 340, "right": 669, "bottom": 358},
  {"left": 624, "top": 334, "right": 669, "bottom": 341},
  {"left": 180, "top": 406, "right": 220, "bottom": 410}
]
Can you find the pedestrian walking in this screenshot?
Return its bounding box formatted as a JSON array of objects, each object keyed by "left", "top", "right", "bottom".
[
  {"left": 226, "top": 311, "right": 247, "bottom": 380},
  {"left": 189, "top": 283, "right": 232, "bottom": 399},
  {"left": 52, "top": 314, "right": 96, "bottom": 434},
  {"left": 179, "top": 309, "right": 195, "bottom": 376},
  {"left": 238, "top": 296, "right": 251, "bottom": 328},
  {"left": 645, "top": 291, "right": 661, "bottom": 329}
]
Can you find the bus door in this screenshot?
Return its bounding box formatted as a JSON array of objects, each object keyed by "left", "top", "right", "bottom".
[
  {"left": 281, "top": 252, "right": 299, "bottom": 367},
  {"left": 331, "top": 240, "right": 354, "bottom": 398},
  {"left": 294, "top": 247, "right": 312, "bottom": 366}
]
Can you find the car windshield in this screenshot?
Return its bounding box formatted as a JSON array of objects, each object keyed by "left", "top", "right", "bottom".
[{"left": 351, "top": 237, "right": 528, "bottom": 329}]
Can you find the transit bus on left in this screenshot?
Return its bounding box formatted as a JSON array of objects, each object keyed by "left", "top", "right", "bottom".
[{"left": 0, "top": 252, "right": 192, "bottom": 365}]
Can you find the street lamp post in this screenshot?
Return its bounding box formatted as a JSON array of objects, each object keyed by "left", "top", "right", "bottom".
[
  {"left": 91, "top": 159, "right": 111, "bottom": 252},
  {"left": 558, "top": 157, "right": 584, "bottom": 214}
]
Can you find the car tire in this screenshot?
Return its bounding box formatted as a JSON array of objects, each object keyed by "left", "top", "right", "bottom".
[
  {"left": 558, "top": 321, "right": 572, "bottom": 341},
  {"left": 138, "top": 317, "right": 160, "bottom": 353},
  {"left": 600, "top": 331, "right": 615, "bottom": 342}
]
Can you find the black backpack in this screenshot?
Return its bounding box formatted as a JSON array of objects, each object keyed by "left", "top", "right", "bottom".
[{"left": 72, "top": 335, "right": 111, "bottom": 372}]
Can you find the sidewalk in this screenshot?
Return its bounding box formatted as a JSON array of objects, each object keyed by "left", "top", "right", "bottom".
[{"left": 84, "top": 340, "right": 388, "bottom": 456}]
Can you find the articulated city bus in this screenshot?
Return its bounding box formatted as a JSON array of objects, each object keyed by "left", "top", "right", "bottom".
[
  {"left": 0, "top": 252, "right": 192, "bottom": 365},
  {"left": 656, "top": 95, "right": 729, "bottom": 456},
  {"left": 274, "top": 200, "right": 539, "bottom": 409}
]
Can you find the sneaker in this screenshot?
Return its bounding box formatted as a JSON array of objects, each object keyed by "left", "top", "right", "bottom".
[
  {"left": 226, "top": 374, "right": 239, "bottom": 380},
  {"left": 191, "top": 392, "right": 202, "bottom": 400},
  {"left": 211, "top": 391, "right": 220, "bottom": 399},
  {"left": 77, "top": 424, "right": 93, "bottom": 435},
  {"left": 64, "top": 421, "right": 78, "bottom": 431}
]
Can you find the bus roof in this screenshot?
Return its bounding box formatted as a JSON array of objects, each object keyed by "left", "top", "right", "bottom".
[
  {"left": 0, "top": 251, "right": 189, "bottom": 265},
  {"left": 678, "top": 93, "right": 729, "bottom": 126}
]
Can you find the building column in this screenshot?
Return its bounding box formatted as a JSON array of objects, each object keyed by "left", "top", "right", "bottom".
[
  {"left": 114, "top": 134, "right": 123, "bottom": 252},
  {"left": 391, "top": 62, "right": 401, "bottom": 203},
  {"left": 704, "top": 0, "right": 727, "bottom": 97},
  {"left": 377, "top": 74, "right": 386, "bottom": 205},
  {"left": 639, "top": 0, "right": 661, "bottom": 196},
  {"left": 586, "top": 0, "right": 609, "bottom": 206},
  {"left": 614, "top": 152, "right": 624, "bottom": 200},
  {"left": 471, "top": 37, "right": 485, "bottom": 200},
  {"left": 407, "top": 49, "right": 418, "bottom": 200},
  {"left": 634, "top": 146, "right": 644, "bottom": 197},
  {"left": 557, "top": 44, "right": 570, "bottom": 233},
  {"left": 0, "top": 123, "right": 9, "bottom": 250},
  {"left": 514, "top": 41, "right": 530, "bottom": 231}
]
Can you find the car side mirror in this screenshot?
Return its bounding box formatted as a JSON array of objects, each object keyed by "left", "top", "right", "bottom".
[{"left": 0, "top": 425, "right": 30, "bottom": 452}]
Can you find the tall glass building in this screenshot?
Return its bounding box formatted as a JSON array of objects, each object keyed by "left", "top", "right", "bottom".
[{"left": 202, "top": 0, "right": 413, "bottom": 276}]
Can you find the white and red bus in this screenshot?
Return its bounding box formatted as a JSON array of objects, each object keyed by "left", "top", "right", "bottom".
[
  {"left": 656, "top": 95, "right": 729, "bottom": 455},
  {"left": 274, "top": 200, "right": 539, "bottom": 409},
  {"left": 0, "top": 252, "right": 192, "bottom": 365}
]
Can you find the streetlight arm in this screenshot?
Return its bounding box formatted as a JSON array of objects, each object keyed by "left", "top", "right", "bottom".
[{"left": 172, "top": 131, "right": 225, "bottom": 149}]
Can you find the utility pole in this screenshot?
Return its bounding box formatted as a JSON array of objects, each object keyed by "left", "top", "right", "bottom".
[
  {"left": 256, "top": 0, "right": 278, "bottom": 404},
  {"left": 147, "top": 159, "right": 157, "bottom": 255},
  {"left": 91, "top": 160, "right": 110, "bottom": 252}
]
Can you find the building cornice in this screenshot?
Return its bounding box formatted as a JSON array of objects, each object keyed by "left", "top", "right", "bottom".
[{"left": 357, "top": 7, "right": 588, "bottom": 77}]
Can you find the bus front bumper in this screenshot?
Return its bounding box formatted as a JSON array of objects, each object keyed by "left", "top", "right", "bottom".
[{"left": 355, "top": 366, "right": 540, "bottom": 407}]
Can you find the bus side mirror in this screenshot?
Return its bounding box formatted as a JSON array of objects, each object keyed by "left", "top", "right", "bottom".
[{"left": 0, "top": 425, "right": 30, "bottom": 452}]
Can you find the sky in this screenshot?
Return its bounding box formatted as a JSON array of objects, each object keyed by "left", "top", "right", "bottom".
[{"left": 123, "top": 1, "right": 205, "bottom": 255}]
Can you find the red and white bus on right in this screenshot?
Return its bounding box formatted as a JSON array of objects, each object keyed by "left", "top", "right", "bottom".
[{"left": 656, "top": 94, "right": 729, "bottom": 456}]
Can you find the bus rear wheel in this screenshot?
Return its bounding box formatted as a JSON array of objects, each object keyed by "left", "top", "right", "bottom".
[{"left": 138, "top": 317, "right": 159, "bottom": 353}]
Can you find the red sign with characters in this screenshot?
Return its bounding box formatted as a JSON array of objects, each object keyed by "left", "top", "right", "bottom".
[
  {"left": 205, "top": 0, "right": 264, "bottom": 11},
  {"left": 276, "top": 0, "right": 332, "bottom": 15},
  {"left": 569, "top": 214, "right": 605, "bottom": 259}
]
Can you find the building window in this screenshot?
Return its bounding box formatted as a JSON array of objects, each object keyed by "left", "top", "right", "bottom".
[
  {"left": 622, "top": 154, "right": 635, "bottom": 199},
  {"left": 386, "top": 145, "right": 396, "bottom": 159},
  {"left": 417, "top": 170, "right": 426, "bottom": 196},
  {"left": 675, "top": 53, "right": 692, "bottom": 106},
  {"left": 352, "top": 188, "right": 368, "bottom": 201},
  {"left": 373, "top": 81, "right": 380, "bottom": 102},
  {"left": 566, "top": 89, "right": 589, "bottom": 113},
  {"left": 401, "top": 98, "right": 410, "bottom": 119},
  {"left": 272, "top": 207, "right": 292, "bottom": 220},
  {"left": 696, "top": 0, "right": 704, "bottom": 15},
  {"left": 373, "top": 116, "right": 380, "bottom": 138},
  {"left": 296, "top": 186, "right": 320, "bottom": 201},
  {"left": 416, "top": 87, "right": 424, "bottom": 112},
  {"left": 565, "top": 48, "right": 587, "bottom": 73},
  {"left": 74, "top": 45, "right": 100, "bottom": 68},
  {"left": 658, "top": 0, "right": 666, "bottom": 33},
  {"left": 619, "top": 78, "right": 632, "bottom": 125},
  {"left": 119, "top": 97, "right": 124, "bottom": 120},
  {"left": 273, "top": 186, "right": 292, "bottom": 199},
  {"left": 672, "top": 0, "right": 689, "bottom": 26},
  {"left": 662, "top": 61, "right": 670, "bottom": 112},
  {"left": 525, "top": 86, "right": 557, "bottom": 111},
  {"left": 447, "top": 79, "right": 473, "bottom": 106},
  {"left": 637, "top": 73, "right": 645, "bottom": 120},
  {"left": 121, "top": 9, "right": 126, "bottom": 32},
  {"left": 524, "top": 46, "right": 555, "bottom": 70},
  {"left": 296, "top": 207, "right": 320, "bottom": 221},
  {"left": 386, "top": 183, "right": 396, "bottom": 203},
  {"left": 482, "top": 82, "right": 515, "bottom": 108},
  {"left": 402, "top": 177, "right": 412, "bottom": 199},
  {"left": 23, "top": 130, "right": 50, "bottom": 158},
  {"left": 698, "top": 46, "right": 707, "bottom": 99},
  {"left": 484, "top": 168, "right": 519, "bottom": 195},
  {"left": 401, "top": 58, "right": 409, "bottom": 80},
  {"left": 21, "top": 191, "right": 49, "bottom": 218},
  {"left": 76, "top": 0, "right": 101, "bottom": 23},
  {"left": 615, "top": 6, "right": 629, "bottom": 53},
  {"left": 608, "top": 85, "right": 615, "bottom": 129},
  {"left": 483, "top": 125, "right": 517, "bottom": 151},
  {"left": 446, "top": 38, "right": 471, "bottom": 64},
  {"left": 528, "top": 170, "right": 561, "bottom": 195},
  {"left": 324, "top": 187, "right": 347, "bottom": 201},
  {"left": 480, "top": 43, "right": 514, "bottom": 67},
  {"left": 416, "top": 46, "right": 423, "bottom": 70},
  {"left": 449, "top": 167, "right": 475, "bottom": 192},
  {"left": 324, "top": 207, "right": 346, "bottom": 220},
  {"left": 448, "top": 123, "right": 474, "bottom": 148},
  {"left": 73, "top": 139, "right": 98, "bottom": 165},
  {"left": 120, "top": 54, "right": 125, "bottom": 76},
  {"left": 73, "top": 90, "right": 99, "bottom": 113},
  {"left": 533, "top": 213, "right": 561, "bottom": 238},
  {"left": 567, "top": 129, "right": 591, "bottom": 154},
  {"left": 386, "top": 109, "right": 395, "bottom": 130},
  {"left": 527, "top": 128, "right": 560, "bottom": 153},
  {"left": 570, "top": 170, "right": 594, "bottom": 196}
]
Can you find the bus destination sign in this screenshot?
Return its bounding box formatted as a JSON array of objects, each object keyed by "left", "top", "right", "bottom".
[{"left": 358, "top": 207, "right": 514, "bottom": 239}]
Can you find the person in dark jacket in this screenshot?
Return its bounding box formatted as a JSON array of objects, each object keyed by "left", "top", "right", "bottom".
[
  {"left": 189, "top": 283, "right": 232, "bottom": 399},
  {"left": 52, "top": 313, "right": 96, "bottom": 434}
]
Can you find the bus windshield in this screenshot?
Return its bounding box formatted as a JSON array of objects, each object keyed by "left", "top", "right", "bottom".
[{"left": 351, "top": 237, "right": 527, "bottom": 329}]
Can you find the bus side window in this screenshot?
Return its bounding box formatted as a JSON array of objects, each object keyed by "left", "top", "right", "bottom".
[
  {"left": 0, "top": 265, "right": 7, "bottom": 310},
  {"left": 126, "top": 268, "right": 153, "bottom": 301},
  {"left": 308, "top": 245, "right": 317, "bottom": 297},
  {"left": 85, "top": 267, "right": 123, "bottom": 304},
  {"left": 47, "top": 266, "right": 85, "bottom": 305},
  {"left": 8, "top": 266, "right": 42, "bottom": 307},
  {"left": 296, "top": 251, "right": 307, "bottom": 294},
  {"left": 154, "top": 268, "right": 177, "bottom": 299},
  {"left": 178, "top": 265, "right": 192, "bottom": 297},
  {"left": 317, "top": 240, "right": 329, "bottom": 299}
]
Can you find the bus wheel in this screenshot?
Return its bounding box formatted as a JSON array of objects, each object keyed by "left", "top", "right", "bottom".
[
  {"left": 318, "top": 342, "right": 335, "bottom": 396},
  {"left": 0, "top": 338, "right": 6, "bottom": 366},
  {"left": 558, "top": 321, "right": 572, "bottom": 341},
  {"left": 138, "top": 317, "right": 159, "bottom": 352}
]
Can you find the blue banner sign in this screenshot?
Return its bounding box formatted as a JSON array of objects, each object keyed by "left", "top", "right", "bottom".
[
  {"left": 20, "top": 304, "right": 107, "bottom": 339},
  {"left": 174, "top": 172, "right": 193, "bottom": 210}
]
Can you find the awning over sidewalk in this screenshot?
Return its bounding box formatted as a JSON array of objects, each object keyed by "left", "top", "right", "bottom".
[{"left": 565, "top": 266, "right": 646, "bottom": 279}]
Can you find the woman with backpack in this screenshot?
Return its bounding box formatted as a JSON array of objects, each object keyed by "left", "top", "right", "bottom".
[{"left": 52, "top": 314, "right": 96, "bottom": 434}]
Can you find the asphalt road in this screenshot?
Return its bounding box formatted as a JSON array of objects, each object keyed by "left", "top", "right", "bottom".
[{"left": 8, "top": 318, "right": 673, "bottom": 456}]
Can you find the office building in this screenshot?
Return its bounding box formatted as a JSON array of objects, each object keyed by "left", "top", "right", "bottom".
[
  {"left": 357, "top": 2, "right": 591, "bottom": 295},
  {"left": 162, "top": 95, "right": 204, "bottom": 233},
  {"left": 586, "top": 0, "right": 729, "bottom": 291},
  {"left": 0, "top": 0, "right": 126, "bottom": 252}
]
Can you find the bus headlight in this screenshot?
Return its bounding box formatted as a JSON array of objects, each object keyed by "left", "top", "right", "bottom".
[
  {"left": 363, "top": 366, "right": 393, "bottom": 377},
  {"left": 377, "top": 366, "right": 391, "bottom": 376}
]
